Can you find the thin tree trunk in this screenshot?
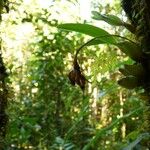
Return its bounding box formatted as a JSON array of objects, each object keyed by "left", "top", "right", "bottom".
[
  {"left": 0, "top": 1, "right": 9, "bottom": 148},
  {"left": 0, "top": 52, "right": 8, "bottom": 149}
]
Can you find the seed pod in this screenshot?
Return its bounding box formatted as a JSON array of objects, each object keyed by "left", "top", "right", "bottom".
[
  {"left": 77, "top": 73, "right": 86, "bottom": 90},
  {"left": 68, "top": 70, "right": 76, "bottom": 85}
]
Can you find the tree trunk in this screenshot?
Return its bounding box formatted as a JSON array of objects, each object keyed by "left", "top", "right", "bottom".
[
  {"left": 0, "top": 1, "right": 9, "bottom": 149},
  {"left": 122, "top": 0, "right": 150, "bottom": 147},
  {"left": 0, "top": 53, "right": 8, "bottom": 149}
]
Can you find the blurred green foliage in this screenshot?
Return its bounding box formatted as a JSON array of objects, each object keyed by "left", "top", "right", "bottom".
[{"left": 0, "top": 0, "right": 148, "bottom": 149}]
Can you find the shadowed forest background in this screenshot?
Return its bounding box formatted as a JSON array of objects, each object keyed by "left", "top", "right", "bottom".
[{"left": 0, "top": 0, "right": 150, "bottom": 149}]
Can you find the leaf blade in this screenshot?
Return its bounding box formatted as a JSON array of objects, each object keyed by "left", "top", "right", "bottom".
[
  {"left": 122, "top": 133, "right": 150, "bottom": 150},
  {"left": 116, "top": 41, "right": 143, "bottom": 62},
  {"left": 57, "top": 23, "right": 116, "bottom": 43},
  {"left": 118, "top": 76, "right": 140, "bottom": 89},
  {"left": 92, "top": 11, "right": 123, "bottom": 26},
  {"left": 92, "top": 11, "right": 135, "bottom": 33}
]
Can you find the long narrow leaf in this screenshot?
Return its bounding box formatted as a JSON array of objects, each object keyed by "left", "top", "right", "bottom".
[
  {"left": 118, "top": 76, "right": 140, "bottom": 89},
  {"left": 92, "top": 11, "right": 135, "bottom": 33},
  {"left": 92, "top": 11, "right": 123, "bottom": 26},
  {"left": 122, "top": 133, "right": 150, "bottom": 150},
  {"left": 116, "top": 42, "right": 143, "bottom": 62},
  {"left": 58, "top": 23, "right": 142, "bottom": 61},
  {"left": 82, "top": 107, "right": 143, "bottom": 150},
  {"left": 58, "top": 23, "right": 116, "bottom": 43},
  {"left": 83, "top": 37, "right": 143, "bottom": 62}
]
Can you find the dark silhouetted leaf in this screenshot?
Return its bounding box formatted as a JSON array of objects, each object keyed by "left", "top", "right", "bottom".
[
  {"left": 118, "top": 76, "right": 140, "bottom": 89},
  {"left": 117, "top": 41, "right": 143, "bottom": 62},
  {"left": 119, "top": 63, "right": 146, "bottom": 78},
  {"left": 124, "top": 64, "right": 145, "bottom": 78},
  {"left": 122, "top": 133, "right": 150, "bottom": 150}
]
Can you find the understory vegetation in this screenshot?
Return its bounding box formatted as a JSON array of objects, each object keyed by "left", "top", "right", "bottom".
[{"left": 0, "top": 0, "right": 150, "bottom": 149}]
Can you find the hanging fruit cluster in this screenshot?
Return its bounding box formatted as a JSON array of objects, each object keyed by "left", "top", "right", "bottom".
[{"left": 68, "top": 59, "right": 86, "bottom": 91}]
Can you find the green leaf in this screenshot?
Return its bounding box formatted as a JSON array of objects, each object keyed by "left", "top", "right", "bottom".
[
  {"left": 125, "top": 131, "right": 140, "bottom": 141},
  {"left": 118, "top": 76, "right": 140, "bottom": 89},
  {"left": 56, "top": 137, "right": 64, "bottom": 144},
  {"left": 79, "top": 36, "right": 143, "bottom": 62},
  {"left": 125, "top": 64, "right": 145, "bottom": 77},
  {"left": 57, "top": 23, "right": 116, "bottom": 43},
  {"left": 116, "top": 41, "right": 143, "bottom": 62},
  {"left": 82, "top": 107, "right": 143, "bottom": 150},
  {"left": 119, "top": 63, "right": 145, "bottom": 78},
  {"left": 119, "top": 68, "right": 130, "bottom": 76},
  {"left": 92, "top": 11, "right": 135, "bottom": 33},
  {"left": 80, "top": 37, "right": 143, "bottom": 63},
  {"left": 58, "top": 23, "right": 141, "bottom": 61},
  {"left": 122, "top": 133, "right": 150, "bottom": 150},
  {"left": 86, "top": 37, "right": 117, "bottom": 45},
  {"left": 92, "top": 11, "right": 123, "bottom": 26}
]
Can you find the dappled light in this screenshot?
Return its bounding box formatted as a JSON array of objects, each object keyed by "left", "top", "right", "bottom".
[{"left": 0, "top": 0, "right": 150, "bottom": 149}]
